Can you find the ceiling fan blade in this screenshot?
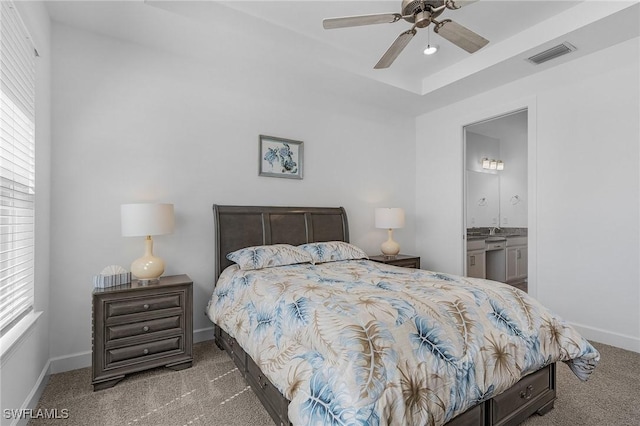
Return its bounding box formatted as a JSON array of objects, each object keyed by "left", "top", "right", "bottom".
[
  {"left": 323, "top": 13, "right": 402, "bottom": 30},
  {"left": 445, "top": 0, "right": 480, "bottom": 10},
  {"left": 434, "top": 19, "right": 489, "bottom": 53},
  {"left": 374, "top": 29, "right": 417, "bottom": 69}
]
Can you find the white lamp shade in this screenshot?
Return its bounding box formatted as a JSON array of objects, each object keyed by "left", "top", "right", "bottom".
[
  {"left": 121, "top": 203, "right": 175, "bottom": 237},
  {"left": 375, "top": 208, "right": 405, "bottom": 229}
]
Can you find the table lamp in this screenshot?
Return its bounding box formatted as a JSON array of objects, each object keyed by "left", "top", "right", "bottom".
[
  {"left": 375, "top": 207, "right": 405, "bottom": 258},
  {"left": 121, "top": 203, "right": 174, "bottom": 283}
]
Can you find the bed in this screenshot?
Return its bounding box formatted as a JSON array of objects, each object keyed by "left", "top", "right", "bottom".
[{"left": 206, "top": 205, "right": 599, "bottom": 426}]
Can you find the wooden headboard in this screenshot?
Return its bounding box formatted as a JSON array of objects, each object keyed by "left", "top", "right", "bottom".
[{"left": 212, "top": 205, "right": 349, "bottom": 279}]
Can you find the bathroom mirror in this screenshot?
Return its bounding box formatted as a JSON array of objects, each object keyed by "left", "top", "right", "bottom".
[
  {"left": 466, "top": 171, "right": 500, "bottom": 227},
  {"left": 464, "top": 110, "right": 528, "bottom": 229}
]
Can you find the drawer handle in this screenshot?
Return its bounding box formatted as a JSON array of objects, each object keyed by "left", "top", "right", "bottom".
[
  {"left": 143, "top": 304, "right": 150, "bottom": 310},
  {"left": 142, "top": 326, "right": 150, "bottom": 332},
  {"left": 257, "top": 374, "right": 268, "bottom": 389},
  {"left": 143, "top": 348, "right": 149, "bottom": 355},
  {"left": 520, "top": 385, "right": 534, "bottom": 400}
]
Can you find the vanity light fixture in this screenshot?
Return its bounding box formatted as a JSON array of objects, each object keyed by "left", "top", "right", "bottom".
[{"left": 481, "top": 157, "right": 505, "bottom": 171}]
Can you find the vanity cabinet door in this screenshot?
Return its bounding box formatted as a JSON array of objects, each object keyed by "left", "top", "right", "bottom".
[
  {"left": 506, "top": 247, "right": 517, "bottom": 282},
  {"left": 516, "top": 246, "right": 528, "bottom": 281},
  {"left": 506, "top": 246, "right": 527, "bottom": 282},
  {"left": 467, "top": 250, "right": 486, "bottom": 279}
]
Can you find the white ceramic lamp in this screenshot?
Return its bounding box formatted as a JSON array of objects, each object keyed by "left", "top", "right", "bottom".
[
  {"left": 375, "top": 208, "right": 405, "bottom": 258},
  {"left": 121, "top": 203, "right": 175, "bottom": 283}
]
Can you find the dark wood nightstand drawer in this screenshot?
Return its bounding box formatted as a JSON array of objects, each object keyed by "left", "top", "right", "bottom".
[
  {"left": 106, "top": 336, "right": 182, "bottom": 365},
  {"left": 106, "top": 315, "right": 182, "bottom": 341},
  {"left": 106, "top": 293, "right": 181, "bottom": 317}
]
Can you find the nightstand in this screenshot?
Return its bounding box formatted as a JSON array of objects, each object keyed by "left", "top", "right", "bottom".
[
  {"left": 368, "top": 254, "right": 421, "bottom": 269},
  {"left": 92, "top": 274, "right": 193, "bottom": 391}
]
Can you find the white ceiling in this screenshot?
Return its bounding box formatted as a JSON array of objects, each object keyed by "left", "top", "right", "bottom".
[
  {"left": 45, "top": 0, "right": 639, "bottom": 115},
  {"left": 218, "top": 1, "right": 581, "bottom": 88}
]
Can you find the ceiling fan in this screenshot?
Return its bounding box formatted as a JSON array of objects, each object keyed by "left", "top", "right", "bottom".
[{"left": 323, "top": 0, "right": 489, "bottom": 69}]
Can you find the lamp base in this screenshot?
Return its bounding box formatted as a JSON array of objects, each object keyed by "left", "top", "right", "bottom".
[
  {"left": 380, "top": 229, "right": 400, "bottom": 257},
  {"left": 131, "top": 255, "right": 165, "bottom": 282},
  {"left": 131, "top": 236, "right": 165, "bottom": 282}
]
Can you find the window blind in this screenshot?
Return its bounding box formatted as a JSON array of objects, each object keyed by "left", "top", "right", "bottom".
[{"left": 0, "top": 1, "right": 36, "bottom": 336}]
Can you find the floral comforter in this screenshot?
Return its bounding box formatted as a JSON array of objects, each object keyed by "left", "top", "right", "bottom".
[{"left": 206, "top": 260, "right": 599, "bottom": 426}]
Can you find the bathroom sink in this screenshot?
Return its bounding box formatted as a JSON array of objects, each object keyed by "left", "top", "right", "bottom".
[{"left": 485, "top": 236, "right": 507, "bottom": 242}]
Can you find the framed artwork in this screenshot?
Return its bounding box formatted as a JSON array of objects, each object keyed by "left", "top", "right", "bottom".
[{"left": 259, "top": 135, "right": 303, "bottom": 179}]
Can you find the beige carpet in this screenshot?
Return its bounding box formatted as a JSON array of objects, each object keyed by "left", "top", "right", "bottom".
[
  {"left": 29, "top": 341, "right": 273, "bottom": 426},
  {"left": 521, "top": 341, "right": 640, "bottom": 426},
  {"left": 28, "top": 340, "right": 639, "bottom": 426}
]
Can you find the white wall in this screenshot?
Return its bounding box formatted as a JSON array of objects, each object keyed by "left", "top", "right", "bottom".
[
  {"left": 48, "top": 22, "right": 416, "bottom": 367},
  {"left": 0, "top": 2, "right": 51, "bottom": 425},
  {"left": 498, "top": 118, "right": 527, "bottom": 228},
  {"left": 416, "top": 37, "right": 640, "bottom": 352}
]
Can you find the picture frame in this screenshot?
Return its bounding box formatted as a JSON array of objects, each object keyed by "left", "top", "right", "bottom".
[{"left": 259, "top": 135, "right": 304, "bottom": 179}]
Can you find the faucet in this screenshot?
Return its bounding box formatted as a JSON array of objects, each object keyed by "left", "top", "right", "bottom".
[{"left": 489, "top": 226, "right": 501, "bottom": 236}]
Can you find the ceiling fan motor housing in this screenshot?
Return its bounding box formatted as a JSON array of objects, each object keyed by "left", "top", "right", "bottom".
[{"left": 402, "top": 0, "right": 446, "bottom": 24}]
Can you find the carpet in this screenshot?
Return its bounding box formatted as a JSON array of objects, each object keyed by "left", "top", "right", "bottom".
[
  {"left": 28, "top": 340, "right": 273, "bottom": 426},
  {"left": 28, "top": 340, "right": 639, "bottom": 425}
]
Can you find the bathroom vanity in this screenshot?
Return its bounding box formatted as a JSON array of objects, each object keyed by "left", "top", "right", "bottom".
[{"left": 466, "top": 230, "right": 528, "bottom": 292}]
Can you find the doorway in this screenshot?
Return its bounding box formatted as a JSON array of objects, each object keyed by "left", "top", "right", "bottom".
[{"left": 463, "top": 109, "right": 528, "bottom": 291}]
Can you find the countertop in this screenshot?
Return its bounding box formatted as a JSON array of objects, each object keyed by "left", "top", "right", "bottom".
[
  {"left": 467, "top": 234, "right": 527, "bottom": 241},
  {"left": 467, "top": 227, "right": 528, "bottom": 242}
]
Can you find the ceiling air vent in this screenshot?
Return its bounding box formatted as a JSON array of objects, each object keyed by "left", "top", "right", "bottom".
[{"left": 527, "top": 42, "right": 576, "bottom": 65}]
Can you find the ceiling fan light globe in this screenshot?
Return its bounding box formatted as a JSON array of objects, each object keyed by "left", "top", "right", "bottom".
[{"left": 424, "top": 44, "right": 439, "bottom": 55}]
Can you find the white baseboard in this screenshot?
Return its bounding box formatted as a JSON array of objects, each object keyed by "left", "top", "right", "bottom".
[
  {"left": 49, "top": 350, "right": 91, "bottom": 374},
  {"left": 570, "top": 321, "right": 640, "bottom": 353},
  {"left": 12, "top": 359, "right": 51, "bottom": 426},
  {"left": 194, "top": 326, "right": 214, "bottom": 343}
]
